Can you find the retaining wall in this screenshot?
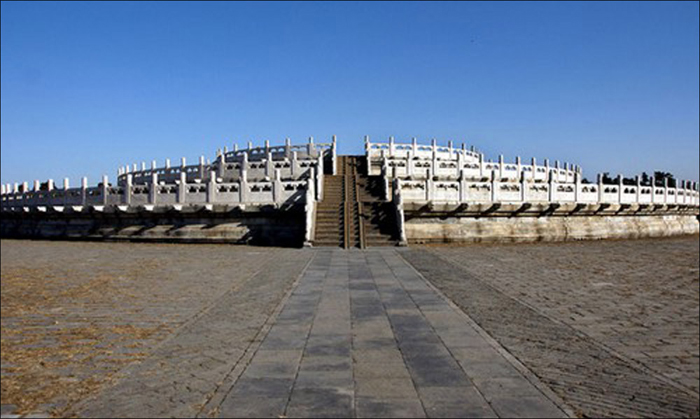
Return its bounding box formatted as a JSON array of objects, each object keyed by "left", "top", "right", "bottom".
[
  {"left": 0, "top": 205, "right": 305, "bottom": 247},
  {"left": 403, "top": 203, "right": 699, "bottom": 244}
]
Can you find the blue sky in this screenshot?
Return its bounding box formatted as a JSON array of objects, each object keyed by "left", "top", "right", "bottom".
[{"left": 2, "top": 1, "right": 698, "bottom": 186}]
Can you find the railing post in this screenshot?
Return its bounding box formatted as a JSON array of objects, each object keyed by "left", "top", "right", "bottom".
[
  {"left": 304, "top": 173, "right": 316, "bottom": 246},
  {"left": 149, "top": 172, "right": 158, "bottom": 205},
  {"left": 426, "top": 168, "right": 433, "bottom": 201},
  {"left": 548, "top": 171, "right": 556, "bottom": 203},
  {"left": 274, "top": 169, "right": 283, "bottom": 204},
  {"left": 479, "top": 154, "right": 485, "bottom": 178},
  {"left": 498, "top": 155, "right": 504, "bottom": 179},
  {"left": 394, "top": 178, "right": 408, "bottom": 246},
  {"left": 81, "top": 177, "right": 88, "bottom": 206},
  {"left": 331, "top": 135, "right": 338, "bottom": 175},
  {"left": 178, "top": 171, "right": 187, "bottom": 204},
  {"left": 21, "top": 182, "right": 28, "bottom": 206},
  {"left": 531, "top": 157, "right": 537, "bottom": 182},
  {"left": 574, "top": 172, "right": 581, "bottom": 202},
  {"left": 492, "top": 170, "right": 499, "bottom": 202},
  {"left": 382, "top": 158, "right": 390, "bottom": 201},
  {"left": 521, "top": 172, "right": 528, "bottom": 202},
  {"left": 241, "top": 151, "right": 249, "bottom": 180},
  {"left": 125, "top": 174, "right": 133, "bottom": 205},
  {"left": 598, "top": 173, "right": 604, "bottom": 203},
  {"left": 218, "top": 152, "right": 225, "bottom": 179},
  {"left": 635, "top": 175, "right": 641, "bottom": 203},
  {"left": 266, "top": 151, "right": 273, "bottom": 178},
  {"left": 650, "top": 176, "right": 656, "bottom": 204},
  {"left": 316, "top": 155, "right": 324, "bottom": 201},
  {"left": 618, "top": 174, "right": 623, "bottom": 204},
  {"left": 460, "top": 169, "right": 468, "bottom": 202},
  {"left": 389, "top": 136, "right": 395, "bottom": 157},
  {"left": 290, "top": 151, "right": 298, "bottom": 178},
  {"left": 308, "top": 136, "right": 315, "bottom": 157},
  {"left": 457, "top": 144, "right": 464, "bottom": 174},
  {"left": 101, "top": 175, "right": 109, "bottom": 206},
  {"left": 285, "top": 137, "right": 292, "bottom": 159},
  {"left": 207, "top": 170, "right": 216, "bottom": 204},
  {"left": 240, "top": 167, "right": 248, "bottom": 203}
]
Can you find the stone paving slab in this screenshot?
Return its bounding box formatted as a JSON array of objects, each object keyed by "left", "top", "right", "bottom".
[
  {"left": 431, "top": 237, "right": 700, "bottom": 396},
  {"left": 402, "top": 244, "right": 700, "bottom": 418},
  {"left": 214, "top": 249, "right": 567, "bottom": 418}
]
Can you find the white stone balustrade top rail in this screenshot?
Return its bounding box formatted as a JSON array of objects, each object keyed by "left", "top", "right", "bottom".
[
  {"left": 394, "top": 176, "right": 700, "bottom": 207},
  {"left": 117, "top": 137, "right": 336, "bottom": 186},
  {"left": 1, "top": 175, "right": 316, "bottom": 210},
  {"left": 366, "top": 137, "right": 580, "bottom": 183}
]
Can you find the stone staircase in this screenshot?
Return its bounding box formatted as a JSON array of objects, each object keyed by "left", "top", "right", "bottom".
[
  {"left": 313, "top": 156, "right": 399, "bottom": 248},
  {"left": 313, "top": 175, "right": 344, "bottom": 247}
]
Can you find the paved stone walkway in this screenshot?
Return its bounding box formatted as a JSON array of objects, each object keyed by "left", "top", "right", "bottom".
[
  {"left": 403, "top": 244, "right": 700, "bottom": 418},
  {"left": 211, "top": 249, "right": 567, "bottom": 418}
]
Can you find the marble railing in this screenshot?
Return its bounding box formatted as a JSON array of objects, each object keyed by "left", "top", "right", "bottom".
[
  {"left": 117, "top": 136, "right": 337, "bottom": 185},
  {"left": 394, "top": 175, "right": 699, "bottom": 206},
  {"left": 366, "top": 137, "right": 579, "bottom": 183},
  {"left": 1, "top": 171, "right": 318, "bottom": 210},
  {"left": 1, "top": 138, "right": 337, "bottom": 211}
]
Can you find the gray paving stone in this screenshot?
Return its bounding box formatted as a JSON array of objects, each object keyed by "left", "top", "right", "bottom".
[
  {"left": 418, "top": 386, "right": 497, "bottom": 418},
  {"left": 300, "top": 355, "right": 352, "bottom": 372},
  {"left": 227, "top": 376, "right": 295, "bottom": 398},
  {"left": 218, "top": 395, "right": 288, "bottom": 418},
  {"left": 286, "top": 387, "right": 354, "bottom": 418},
  {"left": 251, "top": 349, "right": 304, "bottom": 364},
  {"left": 353, "top": 348, "right": 406, "bottom": 366},
  {"left": 353, "top": 361, "right": 413, "bottom": 379},
  {"left": 211, "top": 248, "right": 566, "bottom": 418},
  {"left": 295, "top": 369, "right": 354, "bottom": 389},
  {"left": 242, "top": 360, "right": 299, "bottom": 379},
  {"left": 356, "top": 377, "right": 420, "bottom": 399},
  {"left": 305, "top": 334, "right": 352, "bottom": 357},
  {"left": 356, "top": 397, "right": 426, "bottom": 418},
  {"left": 352, "top": 336, "right": 398, "bottom": 350}
]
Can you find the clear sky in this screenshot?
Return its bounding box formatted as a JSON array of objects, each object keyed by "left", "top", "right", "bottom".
[{"left": 2, "top": 1, "right": 698, "bottom": 186}]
